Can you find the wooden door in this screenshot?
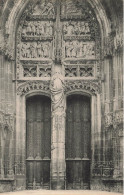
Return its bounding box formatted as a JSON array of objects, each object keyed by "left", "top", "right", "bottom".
[
  {"left": 26, "top": 95, "right": 51, "bottom": 189},
  {"left": 66, "top": 95, "right": 91, "bottom": 190}
]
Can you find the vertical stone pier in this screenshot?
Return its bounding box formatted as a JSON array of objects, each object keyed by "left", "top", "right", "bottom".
[{"left": 50, "top": 69, "right": 66, "bottom": 189}]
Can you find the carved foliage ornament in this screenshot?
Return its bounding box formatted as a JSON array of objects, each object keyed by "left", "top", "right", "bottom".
[
  {"left": 65, "top": 65, "right": 94, "bottom": 77},
  {"left": 104, "top": 109, "right": 123, "bottom": 128},
  {"left": 65, "top": 80, "right": 100, "bottom": 95},
  {"left": 17, "top": 81, "right": 50, "bottom": 96},
  {"left": 0, "top": 112, "right": 14, "bottom": 131}
]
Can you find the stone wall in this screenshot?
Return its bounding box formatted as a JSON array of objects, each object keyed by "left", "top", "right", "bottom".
[{"left": 0, "top": 0, "right": 123, "bottom": 193}]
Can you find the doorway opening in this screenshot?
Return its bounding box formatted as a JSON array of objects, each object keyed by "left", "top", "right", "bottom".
[
  {"left": 66, "top": 94, "right": 91, "bottom": 190},
  {"left": 26, "top": 95, "right": 51, "bottom": 189}
]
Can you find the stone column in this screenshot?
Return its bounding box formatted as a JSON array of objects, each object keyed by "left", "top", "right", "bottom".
[
  {"left": 15, "top": 94, "right": 26, "bottom": 190},
  {"left": 50, "top": 70, "right": 66, "bottom": 189}
]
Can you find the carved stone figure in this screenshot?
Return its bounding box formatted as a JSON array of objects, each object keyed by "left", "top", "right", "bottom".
[
  {"left": 46, "top": 21, "right": 53, "bottom": 36},
  {"left": 42, "top": 43, "right": 50, "bottom": 58},
  {"left": 85, "top": 23, "right": 90, "bottom": 34},
  {"left": 41, "top": 2, "right": 55, "bottom": 15},
  {"left": 31, "top": 22, "right": 36, "bottom": 36},
  {"left": 80, "top": 22, "right": 85, "bottom": 34},
  {"left": 39, "top": 24, "right": 45, "bottom": 35},
  {"left": 65, "top": 42, "right": 72, "bottom": 57},
  {"left": 30, "top": 42, "right": 37, "bottom": 58},
  {"left": 85, "top": 43, "right": 95, "bottom": 56},
  {"left": 74, "top": 22, "right": 80, "bottom": 35},
  {"left": 21, "top": 21, "right": 53, "bottom": 37},
  {"left": 27, "top": 22, "right": 32, "bottom": 35},
  {"left": 21, "top": 43, "right": 30, "bottom": 58},
  {"left": 65, "top": 41, "right": 95, "bottom": 58},
  {"left": 66, "top": 23, "right": 74, "bottom": 35},
  {"left": 63, "top": 21, "right": 90, "bottom": 36},
  {"left": 37, "top": 41, "right": 43, "bottom": 57},
  {"left": 21, "top": 41, "right": 51, "bottom": 59},
  {"left": 50, "top": 71, "right": 65, "bottom": 114}
]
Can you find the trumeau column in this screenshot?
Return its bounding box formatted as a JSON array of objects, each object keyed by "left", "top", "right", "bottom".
[{"left": 50, "top": 67, "right": 66, "bottom": 189}]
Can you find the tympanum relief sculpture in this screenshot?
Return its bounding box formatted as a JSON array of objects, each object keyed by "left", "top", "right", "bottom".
[
  {"left": 22, "top": 21, "right": 53, "bottom": 38},
  {"left": 16, "top": 0, "right": 100, "bottom": 80},
  {"left": 63, "top": 21, "right": 90, "bottom": 36},
  {"left": 32, "top": 1, "right": 55, "bottom": 16},
  {"left": 21, "top": 41, "right": 51, "bottom": 59},
  {"left": 65, "top": 41, "right": 95, "bottom": 59}
]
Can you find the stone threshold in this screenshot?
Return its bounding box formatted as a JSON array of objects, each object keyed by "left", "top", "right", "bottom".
[{"left": 0, "top": 190, "right": 122, "bottom": 195}]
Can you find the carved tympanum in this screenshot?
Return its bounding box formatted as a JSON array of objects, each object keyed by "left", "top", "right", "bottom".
[{"left": 16, "top": 0, "right": 101, "bottom": 80}]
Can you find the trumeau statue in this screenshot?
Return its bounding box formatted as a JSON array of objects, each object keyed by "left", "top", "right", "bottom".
[{"left": 50, "top": 70, "right": 65, "bottom": 115}]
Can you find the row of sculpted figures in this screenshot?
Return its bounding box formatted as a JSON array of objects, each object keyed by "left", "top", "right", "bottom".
[
  {"left": 65, "top": 41, "right": 95, "bottom": 58},
  {"left": 20, "top": 41, "right": 95, "bottom": 59},
  {"left": 63, "top": 21, "right": 90, "bottom": 36},
  {"left": 21, "top": 21, "right": 90, "bottom": 37},
  {"left": 22, "top": 21, "right": 53, "bottom": 37},
  {"left": 21, "top": 42, "right": 50, "bottom": 58}
]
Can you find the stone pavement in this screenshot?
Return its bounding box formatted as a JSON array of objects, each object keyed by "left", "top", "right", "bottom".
[{"left": 0, "top": 190, "right": 122, "bottom": 195}]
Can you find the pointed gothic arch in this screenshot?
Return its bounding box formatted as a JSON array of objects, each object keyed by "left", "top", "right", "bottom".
[{"left": 2, "top": 0, "right": 111, "bottom": 60}]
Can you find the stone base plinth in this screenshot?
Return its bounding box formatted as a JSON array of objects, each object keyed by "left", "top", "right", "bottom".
[{"left": 51, "top": 177, "right": 65, "bottom": 190}]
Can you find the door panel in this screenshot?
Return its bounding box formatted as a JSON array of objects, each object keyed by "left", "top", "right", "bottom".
[
  {"left": 26, "top": 95, "right": 51, "bottom": 189},
  {"left": 66, "top": 95, "right": 91, "bottom": 189}
]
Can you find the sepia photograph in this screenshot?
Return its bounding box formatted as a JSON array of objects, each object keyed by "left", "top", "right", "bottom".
[{"left": 0, "top": 0, "right": 123, "bottom": 195}]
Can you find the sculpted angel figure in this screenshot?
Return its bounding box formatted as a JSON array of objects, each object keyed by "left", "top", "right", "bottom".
[{"left": 50, "top": 71, "right": 65, "bottom": 114}]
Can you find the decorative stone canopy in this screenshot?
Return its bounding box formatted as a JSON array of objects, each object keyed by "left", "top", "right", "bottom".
[
  {"left": 65, "top": 80, "right": 100, "bottom": 95},
  {"left": 17, "top": 81, "right": 50, "bottom": 96}
]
